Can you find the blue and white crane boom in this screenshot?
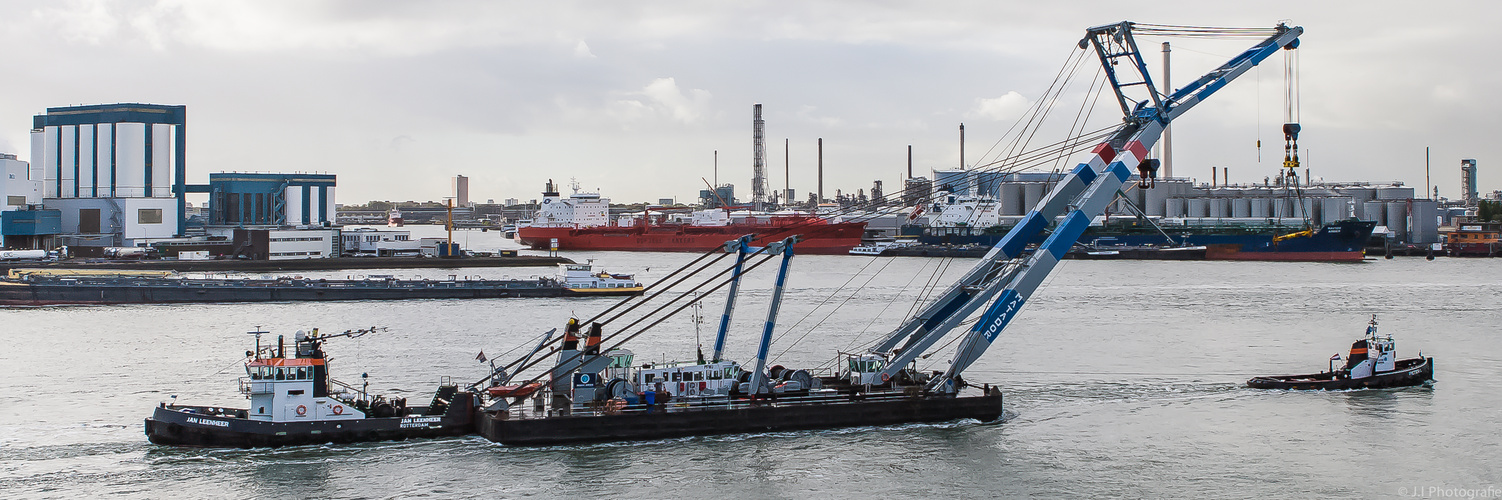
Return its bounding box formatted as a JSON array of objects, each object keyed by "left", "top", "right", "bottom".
[{"left": 862, "top": 22, "right": 1303, "bottom": 392}]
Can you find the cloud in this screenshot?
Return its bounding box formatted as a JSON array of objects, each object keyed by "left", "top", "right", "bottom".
[
  {"left": 968, "top": 91, "right": 1031, "bottom": 121},
  {"left": 607, "top": 77, "right": 712, "bottom": 126}
]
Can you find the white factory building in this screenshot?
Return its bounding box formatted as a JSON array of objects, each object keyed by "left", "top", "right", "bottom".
[{"left": 30, "top": 104, "right": 187, "bottom": 250}]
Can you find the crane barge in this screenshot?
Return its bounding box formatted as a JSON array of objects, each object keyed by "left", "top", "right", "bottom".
[{"left": 470, "top": 21, "right": 1308, "bottom": 446}]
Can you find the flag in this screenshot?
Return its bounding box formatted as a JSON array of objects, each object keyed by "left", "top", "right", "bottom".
[
  {"left": 1330, "top": 354, "right": 1341, "bottom": 361},
  {"left": 475, "top": 351, "right": 487, "bottom": 363}
]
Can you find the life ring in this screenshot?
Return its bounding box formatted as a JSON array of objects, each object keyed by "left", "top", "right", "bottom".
[
  {"left": 880, "top": 372, "right": 891, "bottom": 383},
  {"left": 332, "top": 405, "right": 344, "bottom": 415},
  {"left": 295, "top": 405, "right": 308, "bottom": 416}
]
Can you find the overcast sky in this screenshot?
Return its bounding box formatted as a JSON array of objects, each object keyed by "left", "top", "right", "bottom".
[{"left": 0, "top": 1, "right": 1495, "bottom": 205}]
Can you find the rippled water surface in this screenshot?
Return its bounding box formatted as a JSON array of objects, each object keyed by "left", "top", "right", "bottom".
[{"left": 2, "top": 231, "right": 1498, "bottom": 498}]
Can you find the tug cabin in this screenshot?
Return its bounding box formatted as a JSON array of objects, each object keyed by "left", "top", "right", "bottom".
[
  {"left": 636, "top": 361, "right": 742, "bottom": 398},
  {"left": 845, "top": 354, "right": 888, "bottom": 385},
  {"left": 1346, "top": 336, "right": 1396, "bottom": 379},
  {"left": 242, "top": 340, "right": 365, "bottom": 422}
]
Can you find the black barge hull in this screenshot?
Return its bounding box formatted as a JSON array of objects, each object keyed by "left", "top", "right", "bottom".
[
  {"left": 478, "top": 390, "right": 1003, "bottom": 446},
  {"left": 144, "top": 398, "right": 475, "bottom": 448},
  {"left": 0, "top": 279, "right": 641, "bottom": 306},
  {"left": 1247, "top": 357, "right": 1434, "bottom": 390}
]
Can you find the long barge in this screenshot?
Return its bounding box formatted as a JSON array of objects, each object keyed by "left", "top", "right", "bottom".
[{"left": 1, "top": 264, "right": 642, "bottom": 306}]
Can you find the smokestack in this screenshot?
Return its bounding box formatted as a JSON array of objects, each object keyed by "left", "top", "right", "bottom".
[
  {"left": 752, "top": 104, "right": 767, "bottom": 210},
  {"left": 1162, "top": 41, "right": 1173, "bottom": 178},
  {"left": 1223, "top": 167, "right": 1228, "bottom": 187},
  {"left": 1212, "top": 167, "right": 1217, "bottom": 187},
  {"left": 907, "top": 145, "right": 913, "bottom": 179},
  {"left": 817, "top": 138, "right": 824, "bottom": 203},
  {"left": 784, "top": 138, "right": 790, "bottom": 205},
  {"left": 959, "top": 124, "right": 965, "bottom": 170}
]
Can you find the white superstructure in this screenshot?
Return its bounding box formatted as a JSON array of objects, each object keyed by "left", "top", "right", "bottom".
[{"left": 526, "top": 180, "right": 609, "bottom": 229}]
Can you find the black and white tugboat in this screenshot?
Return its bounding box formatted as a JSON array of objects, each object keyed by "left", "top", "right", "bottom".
[
  {"left": 145, "top": 327, "right": 477, "bottom": 447},
  {"left": 1247, "top": 315, "right": 1434, "bottom": 390}
]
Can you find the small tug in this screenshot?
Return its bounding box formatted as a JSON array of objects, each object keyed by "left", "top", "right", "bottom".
[
  {"left": 1247, "top": 316, "right": 1434, "bottom": 390},
  {"left": 144, "top": 327, "right": 477, "bottom": 448}
]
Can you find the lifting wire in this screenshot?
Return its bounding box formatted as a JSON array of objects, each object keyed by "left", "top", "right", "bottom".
[
  {"left": 766, "top": 255, "right": 886, "bottom": 349},
  {"left": 770, "top": 256, "right": 896, "bottom": 363},
  {"left": 843, "top": 257, "right": 940, "bottom": 352},
  {"left": 508, "top": 250, "right": 785, "bottom": 388},
  {"left": 470, "top": 248, "right": 732, "bottom": 387}
]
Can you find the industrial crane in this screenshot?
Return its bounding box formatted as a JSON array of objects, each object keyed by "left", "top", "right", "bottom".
[{"left": 858, "top": 22, "right": 1305, "bottom": 393}]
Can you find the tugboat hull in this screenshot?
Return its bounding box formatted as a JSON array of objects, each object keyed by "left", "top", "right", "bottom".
[
  {"left": 145, "top": 397, "right": 475, "bottom": 448},
  {"left": 1247, "top": 357, "right": 1433, "bottom": 390},
  {"left": 478, "top": 389, "right": 1003, "bottom": 447}
]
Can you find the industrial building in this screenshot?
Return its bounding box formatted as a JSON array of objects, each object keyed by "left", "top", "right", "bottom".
[
  {"left": 197, "top": 172, "right": 337, "bottom": 227},
  {"left": 31, "top": 104, "right": 187, "bottom": 251},
  {"left": 1, "top": 152, "right": 59, "bottom": 249}
]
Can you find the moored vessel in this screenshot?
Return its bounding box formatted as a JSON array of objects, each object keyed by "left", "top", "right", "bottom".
[
  {"left": 515, "top": 180, "right": 866, "bottom": 254},
  {"left": 145, "top": 327, "right": 478, "bottom": 447},
  {"left": 0, "top": 264, "right": 642, "bottom": 306},
  {"left": 1247, "top": 316, "right": 1434, "bottom": 390}
]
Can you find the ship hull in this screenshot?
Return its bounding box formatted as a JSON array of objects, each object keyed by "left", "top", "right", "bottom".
[
  {"left": 144, "top": 398, "right": 475, "bottom": 448},
  {"left": 0, "top": 278, "right": 642, "bottom": 306},
  {"left": 1247, "top": 357, "right": 1433, "bottom": 390},
  {"left": 518, "top": 221, "right": 866, "bottom": 255},
  {"left": 477, "top": 389, "right": 1003, "bottom": 446}
]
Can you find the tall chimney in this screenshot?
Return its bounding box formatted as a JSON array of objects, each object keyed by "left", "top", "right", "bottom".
[
  {"left": 959, "top": 124, "right": 965, "bottom": 170},
  {"left": 907, "top": 145, "right": 913, "bottom": 179},
  {"left": 1162, "top": 42, "right": 1173, "bottom": 178},
  {"left": 817, "top": 138, "right": 824, "bottom": 203}
]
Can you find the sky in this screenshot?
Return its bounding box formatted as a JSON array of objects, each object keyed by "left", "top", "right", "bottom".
[{"left": 0, "top": 1, "right": 1496, "bottom": 205}]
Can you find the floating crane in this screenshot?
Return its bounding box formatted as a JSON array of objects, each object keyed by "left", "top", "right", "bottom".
[{"left": 859, "top": 22, "right": 1306, "bottom": 392}]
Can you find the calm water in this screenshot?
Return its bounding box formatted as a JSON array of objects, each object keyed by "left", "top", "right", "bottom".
[{"left": 2, "top": 231, "right": 1498, "bottom": 498}]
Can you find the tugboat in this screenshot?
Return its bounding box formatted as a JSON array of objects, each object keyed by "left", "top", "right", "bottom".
[
  {"left": 144, "top": 327, "right": 477, "bottom": 447},
  {"left": 1247, "top": 316, "right": 1434, "bottom": 390}
]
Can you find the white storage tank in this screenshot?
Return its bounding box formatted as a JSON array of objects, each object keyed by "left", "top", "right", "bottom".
[
  {"left": 1385, "top": 201, "right": 1408, "bottom": 242},
  {"left": 1362, "top": 200, "right": 1387, "bottom": 224},
  {"left": 1165, "top": 198, "right": 1185, "bottom": 217},
  {"left": 1145, "top": 183, "right": 1169, "bottom": 216},
  {"left": 1232, "top": 198, "right": 1252, "bottom": 218},
  {"left": 1341, "top": 186, "right": 1377, "bottom": 203},
  {"left": 1187, "top": 198, "right": 1208, "bottom": 218},
  {"left": 1376, "top": 186, "right": 1414, "bottom": 200},
  {"left": 1000, "top": 183, "right": 1025, "bottom": 216},
  {"left": 1250, "top": 198, "right": 1271, "bottom": 218},
  {"left": 1321, "top": 197, "right": 1353, "bottom": 224},
  {"left": 1022, "top": 183, "right": 1045, "bottom": 213},
  {"left": 1209, "top": 198, "right": 1228, "bottom": 218},
  {"left": 1409, "top": 199, "right": 1439, "bottom": 244}
]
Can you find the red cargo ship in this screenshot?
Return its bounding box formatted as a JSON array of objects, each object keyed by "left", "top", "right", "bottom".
[{"left": 514, "top": 180, "right": 866, "bottom": 254}]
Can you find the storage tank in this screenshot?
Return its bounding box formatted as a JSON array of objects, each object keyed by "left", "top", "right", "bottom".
[
  {"left": 1321, "top": 197, "right": 1353, "bottom": 225},
  {"left": 1250, "top": 198, "right": 1270, "bottom": 218},
  {"left": 1022, "top": 183, "right": 1045, "bottom": 213},
  {"left": 1165, "top": 198, "right": 1185, "bottom": 217},
  {"left": 1376, "top": 186, "right": 1414, "bottom": 200},
  {"left": 1232, "top": 198, "right": 1252, "bottom": 218},
  {"left": 1409, "top": 200, "right": 1439, "bottom": 244},
  {"left": 1186, "top": 198, "right": 1208, "bottom": 218},
  {"left": 1209, "top": 198, "right": 1228, "bottom": 218},
  {"left": 1362, "top": 201, "right": 1387, "bottom": 224},
  {"left": 1385, "top": 202, "right": 1408, "bottom": 242},
  {"left": 1145, "top": 183, "right": 1169, "bottom": 216},
  {"left": 1000, "top": 183, "right": 1024, "bottom": 216},
  {"left": 1341, "top": 186, "right": 1377, "bottom": 203}
]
